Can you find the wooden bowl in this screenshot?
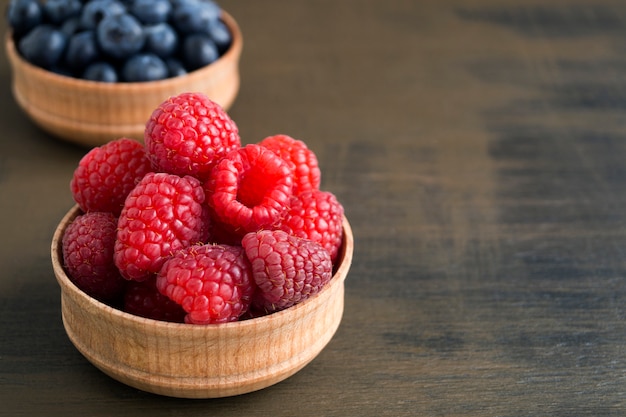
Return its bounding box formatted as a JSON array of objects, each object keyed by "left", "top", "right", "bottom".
[
  {"left": 5, "top": 12, "right": 242, "bottom": 148},
  {"left": 50, "top": 205, "right": 354, "bottom": 398}
]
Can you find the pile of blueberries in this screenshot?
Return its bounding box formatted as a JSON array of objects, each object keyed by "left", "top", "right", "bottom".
[{"left": 7, "top": 0, "right": 233, "bottom": 82}]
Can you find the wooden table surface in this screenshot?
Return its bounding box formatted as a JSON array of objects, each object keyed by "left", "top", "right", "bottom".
[{"left": 2, "top": 0, "right": 626, "bottom": 415}]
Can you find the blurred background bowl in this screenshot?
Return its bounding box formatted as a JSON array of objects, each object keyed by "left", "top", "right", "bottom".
[
  {"left": 51, "top": 205, "right": 354, "bottom": 398},
  {"left": 5, "top": 11, "right": 242, "bottom": 148}
]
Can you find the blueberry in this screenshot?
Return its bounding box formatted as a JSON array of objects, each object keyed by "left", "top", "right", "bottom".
[
  {"left": 143, "top": 23, "right": 178, "bottom": 58},
  {"left": 64, "top": 31, "right": 100, "bottom": 72},
  {"left": 122, "top": 53, "right": 168, "bottom": 82},
  {"left": 42, "top": 0, "right": 83, "bottom": 25},
  {"left": 97, "top": 13, "right": 145, "bottom": 60},
  {"left": 171, "top": 0, "right": 221, "bottom": 35},
  {"left": 129, "top": 0, "right": 172, "bottom": 24},
  {"left": 80, "top": 0, "right": 126, "bottom": 30},
  {"left": 18, "top": 25, "right": 67, "bottom": 69},
  {"left": 172, "top": 0, "right": 221, "bottom": 8},
  {"left": 60, "top": 16, "right": 82, "bottom": 37},
  {"left": 165, "top": 58, "right": 187, "bottom": 77},
  {"left": 83, "top": 62, "right": 119, "bottom": 82},
  {"left": 7, "top": 0, "right": 43, "bottom": 38},
  {"left": 182, "top": 33, "right": 219, "bottom": 70},
  {"left": 206, "top": 19, "right": 232, "bottom": 54}
]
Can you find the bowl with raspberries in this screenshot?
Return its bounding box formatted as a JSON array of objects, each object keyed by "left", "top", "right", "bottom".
[
  {"left": 5, "top": 0, "right": 242, "bottom": 147},
  {"left": 50, "top": 92, "right": 354, "bottom": 398}
]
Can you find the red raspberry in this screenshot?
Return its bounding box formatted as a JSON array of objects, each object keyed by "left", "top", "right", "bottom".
[
  {"left": 242, "top": 229, "right": 332, "bottom": 313},
  {"left": 62, "top": 211, "right": 126, "bottom": 303},
  {"left": 114, "top": 172, "right": 209, "bottom": 281},
  {"left": 279, "top": 190, "right": 344, "bottom": 263},
  {"left": 205, "top": 144, "right": 293, "bottom": 236},
  {"left": 258, "top": 134, "right": 321, "bottom": 195},
  {"left": 156, "top": 244, "right": 255, "bottom": 324},
  {"left": 123, "top": 278, "right": 186, "bottom": 323},
  {"left": 144, "top": 92, "right": 241, "bottom": 180},
  {"left": 70, "top": 138, "right": 152, "bottom": 215}
]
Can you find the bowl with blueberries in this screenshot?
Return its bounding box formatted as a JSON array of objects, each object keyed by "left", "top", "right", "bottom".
[{"left": 5, "top": 0, "right": 243, "bottom": 146}]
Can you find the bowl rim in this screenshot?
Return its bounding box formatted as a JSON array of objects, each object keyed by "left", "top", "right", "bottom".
[
  {"left": 5, "top": 10, "right": 243, "bottom": 92},
  {"left": 51, "top": 204, "right": 354, "bottom": 330}
]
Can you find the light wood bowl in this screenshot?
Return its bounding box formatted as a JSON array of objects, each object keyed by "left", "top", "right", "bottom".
[
  {"left": 50, "top": 205, "right": 354, "bottom": 398},
  {"left": 6, "top": 12, "right": 242, "bottom": 148}
]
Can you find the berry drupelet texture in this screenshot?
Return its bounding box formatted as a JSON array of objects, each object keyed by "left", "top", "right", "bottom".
[
  {"left": 70, "top": 137, "right": 152, "bottom": 216},
  {"left": 114, "top": 172, "right": 209, "bottom": 282},
  {"left": 279, "top": 190, "right": 344, "bottom": 263},
  {"left": 242, "top": 229, "right": 333, "bottom": 313},
  {"left": 60, "top": 90, "right": 348, "bottom": 323},
  {"left": 62, "top": 211, "right": 126, "bottom": 302},
  {"left": 205, "top": 144, "right": 293, "bottom": 237},
  {"left": 258, "top": 134, "right": 321, "bottom": 196},
  {"left": 144, "top": 92, "right": 241, "bottom": 180},
  {"left": 157, "top": 244, "right": 255, "bottom": 324}
]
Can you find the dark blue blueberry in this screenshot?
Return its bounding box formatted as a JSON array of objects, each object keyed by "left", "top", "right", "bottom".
[
  {"left": 171, "top": 0, "right": 221, "bottom": 35},
  {"left": 143, "top": 23, "right": 178, "bottom": 58},
  {"left": 97, "top": 13, "right": 145, "bottom": 60},
  {"left": 42, "top": 0, "right": 83, "bottom": 25},
  {"left": 80, "top": 0, "right": 126, "bottom": 30},
  {"left": 18, "top": 24, "right": 67, "bottom": 69},
  {"left": 207, "top": 19, "right": 231, "bottom": 54},
  {"left": 60, "top": 16, "right": 82, "bottom": 37},
  {"left": 182, "top": 33, "right": 218, "bottom": 70},
  {"left": 122, "top": 53, "right": 168, "bottom": 82},
  {"left": 129, "top": 0, "right": 172, "bottom": 24},
  {"left": 64, "top": 31, "right": 100, "bottom": 72},
  {"left": 172, "top": 0, "right": 221, "bottom": 8},
  {"left": 165, "top": 57, "right": 187, "bottom": 77},
  {"left": 7, "top": 0, "right": 43, "bottom": 38},
  {"left": 83, "top": 62, "right": 119, "bottom": 82}
]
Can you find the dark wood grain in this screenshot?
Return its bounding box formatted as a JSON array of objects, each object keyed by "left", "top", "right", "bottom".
[{"left": 2, "top": 0, "right": 626, "bottom": 415}]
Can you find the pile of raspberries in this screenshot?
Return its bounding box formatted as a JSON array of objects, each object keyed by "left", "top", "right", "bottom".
[{"left": 61, "top": 92, "right": 345, "bottom": 324}]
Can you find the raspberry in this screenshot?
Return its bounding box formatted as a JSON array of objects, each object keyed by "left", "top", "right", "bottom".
[
  {"left": 279, "top": 190, "right": 344, "bottom": 263},
  {"left": 62, "top": 211, "right": 126, "bottom": 303},
  {"left": 144, "top": 92, "right": 241, "bottom": 180},
  {"left": 156, "top": 244, "right": 255, "bottom": 324},
  {"left": 241, "top": 229, "right": 332, "bottom": 313},
  {"left": 205, "top": 144, "right": 293, "bottom": 236},
  {"left": 123, "top": 278, "right": 186, "bottom": 323},
  {"left": 70, "top": 137, "right": 152, "bottom": 215},
  {"left": 258, "top": 134, "right": 321, "bottom": 195},
  {"left": 114, "top": 172, "right": 209, "bottom": 281}
]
